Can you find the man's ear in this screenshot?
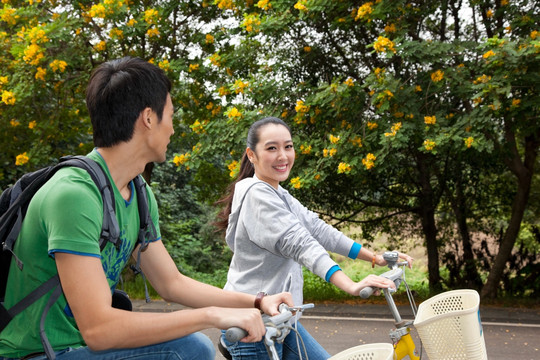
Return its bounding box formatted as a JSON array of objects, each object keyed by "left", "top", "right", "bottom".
[{"left": 140, "top": 107, "right": 153, "bottom": 129}]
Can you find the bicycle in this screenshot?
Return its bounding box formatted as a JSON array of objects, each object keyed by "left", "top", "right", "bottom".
[
  {"left": 330, "top": 251, "right": 488, "bottom": 360},
  {"left": 221, "top": 303, "right": 315, "bottom": 360}
]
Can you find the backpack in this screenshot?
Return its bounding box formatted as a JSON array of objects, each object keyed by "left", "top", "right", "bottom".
[{"left": 0, "top": 155, "right": 157, "bottom": 359}]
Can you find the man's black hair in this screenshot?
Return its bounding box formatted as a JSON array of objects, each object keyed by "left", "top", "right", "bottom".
[{"left": 86, "top": 57, "right": 172, "bottom": 147}]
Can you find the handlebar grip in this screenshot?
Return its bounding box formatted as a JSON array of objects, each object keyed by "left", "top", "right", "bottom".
[
  {"left": 225, "top": 326, "right": 248, "bottom": 343},
  {"left": 359, "top": 286, "right": 374, "bottom": 299}
]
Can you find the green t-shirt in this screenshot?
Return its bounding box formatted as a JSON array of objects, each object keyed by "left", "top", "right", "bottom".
[{"left": 0, "top": 150, "right": 161, "bottom": 358}]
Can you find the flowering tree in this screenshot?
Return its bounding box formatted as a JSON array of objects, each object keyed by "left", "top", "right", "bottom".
[
  {"left": 176, "top": 0, "right": 539, "bottom": 296},
  {"left": 1, "top": 0, "right": 538, "bottom": 297}
]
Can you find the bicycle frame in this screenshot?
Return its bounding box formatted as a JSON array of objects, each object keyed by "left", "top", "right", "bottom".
[{"left": 360, "top": 251, "right": 422, "bottom": 360}]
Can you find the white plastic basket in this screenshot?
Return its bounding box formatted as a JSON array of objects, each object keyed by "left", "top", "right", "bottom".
[
  {"left": 329, "top": 343, "right": 395, "bottom": 360},
  {"left": 413, "top": 289, "right": 487, "bottom": 360}
]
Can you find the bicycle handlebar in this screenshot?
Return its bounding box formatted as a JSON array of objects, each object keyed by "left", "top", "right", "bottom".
[
  {"left": 359, "top": 251, "right": 408, "bottom": 299},
  {"left": 225, "top": 303, "right": 313, "bottom": 343}
]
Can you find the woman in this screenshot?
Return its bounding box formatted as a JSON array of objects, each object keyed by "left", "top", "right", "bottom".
[{"left": 216, "top": 117, "right": 413, "bottom": 359}]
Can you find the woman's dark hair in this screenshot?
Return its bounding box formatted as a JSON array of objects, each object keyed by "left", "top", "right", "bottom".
[
  {"left": 86, "top": 56, "right": 172, "bottom": 147},
  {"left": 215, "top": 117, "right": 291, "bottom": 232}
]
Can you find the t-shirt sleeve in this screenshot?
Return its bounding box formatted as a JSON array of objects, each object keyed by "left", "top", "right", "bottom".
[{"left": 45, "top": 170, "right": 103, "bottom": 256}]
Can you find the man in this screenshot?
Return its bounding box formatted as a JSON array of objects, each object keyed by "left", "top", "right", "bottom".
[{"left": 0, "top": 57, "right": 292, "bottom": 359}]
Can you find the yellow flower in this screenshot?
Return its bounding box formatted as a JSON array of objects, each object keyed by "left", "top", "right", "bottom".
[
  {"left": 337, "top": 162, "right": 352, "bottom": 174},
  {"left": 295, "top": 100, "right": 309, "bottom": 114},
  {"left": 373, "top": 36, "right": 396, "bottom": 53},
  {"left": 531, "top": 31, "right": 538, "bottom": 40},
  {"left": 415, "top": 85, "right": 422, "bottom": 92},
  {"left": 329, "top": 148, "right": 337, "bottom": 157},
  {"left": 144, "top": 8, "right": 159, "bottom": 24},
  {"left": 362, "top": 153, "right": 376, "bottom": 170},
  {"left": 23, "top": 44, "right": 44, "bottom": 65},
  {"left": 314, "top": 174, "right": 321, "bottom": 180},
  {"left": 367, "top": 121, "right": 378, "bottom": 130},
  {"left": 483, "top": 50, "right": 496, "bottom": 59},
  {"left": 173, "top": 153, "right": 190, "bottom": 166},
  {"left": 344, "top": 78, "right": 354, "bottom": 87},
  {"left": 431, "top": 70, "right": 444, "bottom": 83},
  {"left": 228, "top": 160, "right": 239, "bottom": 178},
  {"left": 423, "top": 139, "right": 436, "bottom": 151},
  {"left": 227, "top": 107, "right": 242, "bottom": 119},
  {"left": 15, "top": 152, "right": 29, "bottom": 166},
  {"left": 233, "top": 79, "right": 249, "bottom": 94},
  {"left": 28, "top": 120, "right": 37, "bottom": 129},
  {"left": 94, "top": 40, "right": 106, "bottom": 52},
  {"left": 216, "top": 0, "right": 234, "bottom": 10},
  {"left": 486, "top": 9, "right": 493, "bottom": 18},
  {"left": 0, "top": 76, "right": 7, "bottom": 85},
  {"left": 158, "top": 59, "right": 170, "bottom": 71},
  {"left": 350, "top": 136, "right": 362, "bottom": 147},
  {"left": 109, "top": 28, "right": 124, "bottom": 39},
  {"left": 294, "top": 0, "right": 308, "bottom": 12},
  {"left": 290, "top": 177, "right": 302, "bottom": 189},
  {"left": 89, "top": 3, "right": 107, "bottom": 18},
  {"left": 189, "top": 63, "right": 200, "bottom": 72},
  {"left": 511, "top": 98, "right": 521, "bottom": 107},
  {"left": 384, "top": 122, "right": 402, "bottom": 137},
  {"left": 424, "top": 115, "right": 436, "bottom": 125},
  {"left": 384, "top": 23, "right": 396, "bottom": 33},
  {"left": 209, "top": 53, "right": 221, "bottom": 66},
  {"left": 28, "top": 26, "right": 48, "bottom": 44},
  {"left": 205, "top": 33, "right": 214, "bottom": 44},
  {"left": 303, "top": 46, "right": 311, "bottom": 52},
  {"left": 49, "top": 59, "right": 67, "bottom": 73},
  {"left": 1, "top": 90, "right": 15, "bottom": 105},
  {"left": 256, "top": 0, "right": 271, "bottom": 10},
  {"left": 355, "top": 2, "right": 373, "bottom": 21},
  {"left": 329, "top": 135, "right": 340, "bottom": 144},
  {"left": 147, "top": 28, "right": 160, "bottom": 38},
  {"left": 0, "top": 7, "right": 17, "bottom": 26},
  {"left": 473, "top": 74, "right": 491, "bottom": 84},
  {"left": 35, "top": 67, "right": 46, "bottom": 81},
  {"left": 242, "top": 14, "right": 261, "bottom": 33},
  {"left": 300, "top": 144, "right": 312, "bottom": 154},
  {"left": 127, "top": 18, "right": 137, "bottom": 27},
  {"left": 218, "top": 86, "right": 228, "bottom": 96},
  {"left": 10, "top": 119, "right": 20, "bottom": 127},
  {"left": 464, "top": 137, "right": 474, "bottom": 148}
]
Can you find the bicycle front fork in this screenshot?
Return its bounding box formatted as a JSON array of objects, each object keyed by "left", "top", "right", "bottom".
[{"left": 392, "top": 328, "right": 420, "bottom": 360}]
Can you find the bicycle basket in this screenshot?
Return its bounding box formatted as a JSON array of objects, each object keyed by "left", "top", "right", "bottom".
[
  {"left": 413, "top": 289, "right": 487, "bottom": 360},
  {"left": 329, "top": 343, "right": 395, "bottom": 360}
]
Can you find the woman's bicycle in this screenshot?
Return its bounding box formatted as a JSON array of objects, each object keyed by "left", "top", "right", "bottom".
[{"left": 330, "top": 251, "right": 488, "bottom": 360}]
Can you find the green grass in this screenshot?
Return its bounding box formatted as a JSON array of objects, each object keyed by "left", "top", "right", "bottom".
[
  {"left": 121, "top": 256, "right": 431, "bottom": 305},
  {"left": 303, "top": 256, "right": 430, "bottom": 304}
]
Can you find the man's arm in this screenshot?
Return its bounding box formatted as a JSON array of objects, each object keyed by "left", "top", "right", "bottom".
[{"left": 55, "top": 241, "right": 291, "bottom": 351}]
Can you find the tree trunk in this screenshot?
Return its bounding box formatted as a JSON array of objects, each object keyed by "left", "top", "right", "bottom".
[
  {"left": 417, "top": 154, "right": 442, "bottom": 291},
  {"left": 481, "top": 132, "right": 539, "bottom": 298},
  {"left": 452, "top": 181, "right": 483, "bottom": 289}
]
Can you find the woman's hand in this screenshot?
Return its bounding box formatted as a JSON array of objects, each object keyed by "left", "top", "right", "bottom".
[
  {"left": 259, "top": 292, "right": 294, "bottom": 316},
  {"left": 376, "top": 252, "right": 414, "bottom": 268},
  {"left": 351, "top": 274, "right": 396, "bottom": 296}
]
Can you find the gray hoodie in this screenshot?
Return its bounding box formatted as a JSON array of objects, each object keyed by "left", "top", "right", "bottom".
[{"left": 224, "top": 176, "right": 357, "bottom": 306}]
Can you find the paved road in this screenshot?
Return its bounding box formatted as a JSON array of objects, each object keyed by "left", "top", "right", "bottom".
[{"left": 133, "top": 300, "right": 540, "bottom": 359}]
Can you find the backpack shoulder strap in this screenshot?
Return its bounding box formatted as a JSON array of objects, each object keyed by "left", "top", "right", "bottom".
[
  {"left": 132, "top": 175, "right": 158, "bottom": 248},
  {"left": 58, "top": 156, "right": 120, "bottom": 251}
]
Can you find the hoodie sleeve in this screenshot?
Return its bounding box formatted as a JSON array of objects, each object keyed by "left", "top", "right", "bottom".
[
  {"left": 240, "top": 183, "right": 337, "bottom": 280},
  {"left": 281, "top": 189, "right": 360, "bottom": 259}
]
